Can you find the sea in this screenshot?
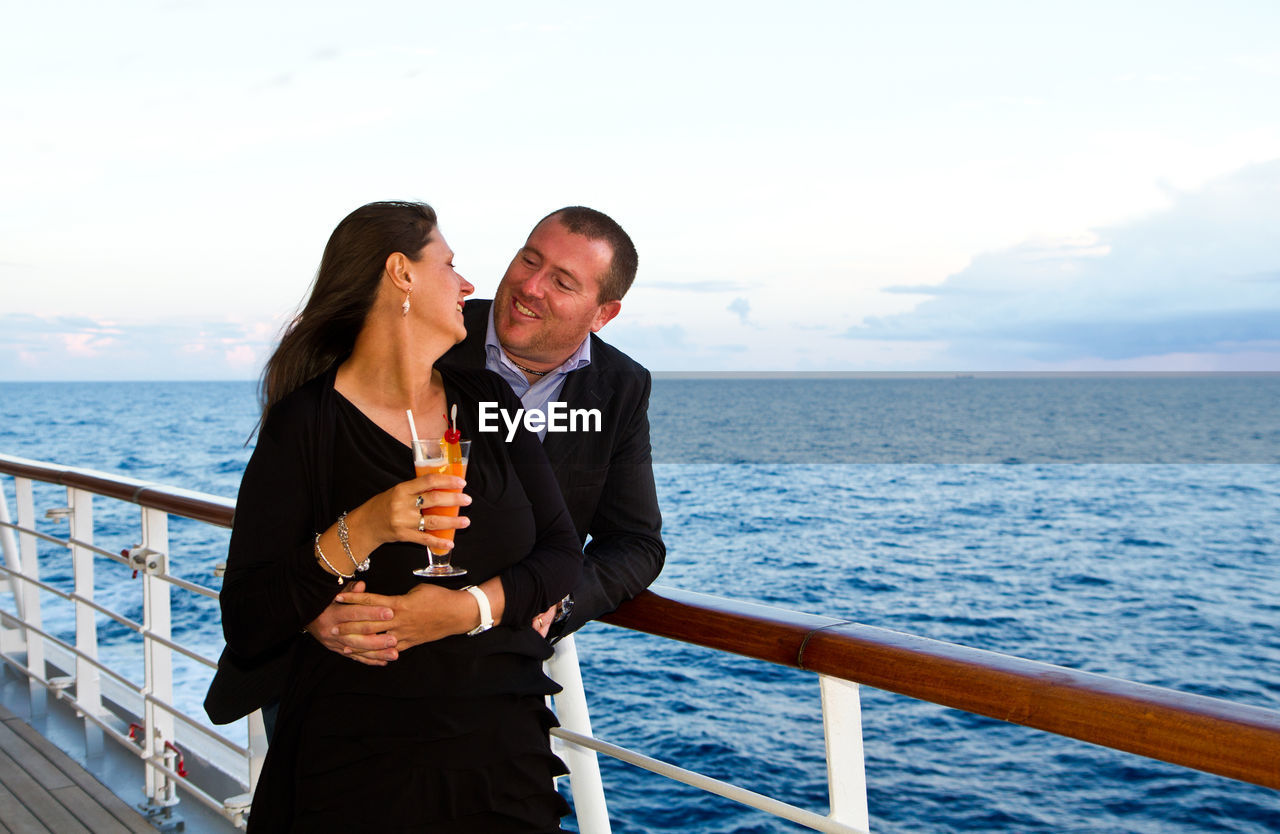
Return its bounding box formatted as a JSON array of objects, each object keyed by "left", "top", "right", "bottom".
[{"left": 1, "top": 375, "right": 1278, "bottom": 833}]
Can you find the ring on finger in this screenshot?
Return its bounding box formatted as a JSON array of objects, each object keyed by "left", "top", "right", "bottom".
[
  {"left": 418, "top": 516, "right": 426, "bottom": 532},
  {"left": 415, "top": 495, "right": 424, "bottom": 508}
]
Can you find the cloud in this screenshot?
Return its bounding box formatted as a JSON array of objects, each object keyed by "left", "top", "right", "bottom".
[
  {"left": 250, "top": 73, "right": 294, "bottom": 91},
  {"left": 0, "top": 314, "right": 113, "bottom": 340},
  {"left": 727, "top": 297, "right": 752, "bottom": 325},
  {"left": 845, "top": 159, "right": 1280, "bottom": 366},
  {"left": 0, "top": 314, "right": 273, "bottom": 380},
  {"left": 62, "top": 332, "right": 117, "bottom": 357},
  {"left": 1232, "top": 54, "right": 1280, "bottom": 76},
  {"left": 224, "top": 345, "right": 257, "bottom": 365},
  {"left": 605, "top": 321, "right": 689, "bottom": 355},
  {"left": 646, "top": 280, "right": 759, "bottom": 293}
]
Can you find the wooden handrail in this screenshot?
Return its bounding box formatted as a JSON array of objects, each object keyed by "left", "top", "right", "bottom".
[
  {"left": 604, "top": 587, "right": 1280, "bottom": 790},
  {"left": 4, "top": 452, "right": 1279, "bottom": 790},
  {"left": 0, "top": 454, "right": 235, "bottom": 527}
]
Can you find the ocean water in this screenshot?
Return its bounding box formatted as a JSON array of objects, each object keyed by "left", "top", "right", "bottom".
[{"left": 1, "top": 377, "right": 1278, "bottom": 833}]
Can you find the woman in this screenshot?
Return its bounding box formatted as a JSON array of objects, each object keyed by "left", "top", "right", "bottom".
[{"left": 218, "top": 201, "right": 582, "bottom": 832}]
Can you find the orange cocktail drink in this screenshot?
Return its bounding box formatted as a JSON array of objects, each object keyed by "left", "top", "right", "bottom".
[{"left": 412, "top": 437, "right": 471, "bottom": 577}]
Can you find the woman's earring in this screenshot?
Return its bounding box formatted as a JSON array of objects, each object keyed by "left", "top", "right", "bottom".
[{"left": 402, "top": 287, "right": 412, "bottom": 316}]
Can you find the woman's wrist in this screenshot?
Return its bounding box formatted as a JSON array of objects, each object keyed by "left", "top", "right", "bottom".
[
  {"left": 461, "top": 585, "right": 493, "bottom": 635},
  {"left": 314, "top": 529, "right": 353, "bottom": 583},
  {"left": 313, "top": 506, "right": 378, "bottom": 582},
  {"left": 344, "top": 503, "right": 383, "bottom": 555},
  {"left": 337, "top": 511, "right": 369, "bottom": 573},
  {"left": 479, "top": 577, "right": 506, "bottom": 626}
]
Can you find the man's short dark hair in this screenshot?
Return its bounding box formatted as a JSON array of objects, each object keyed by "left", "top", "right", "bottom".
[{"left": 540, "top": 206, "right": 638, "bottom": 303}]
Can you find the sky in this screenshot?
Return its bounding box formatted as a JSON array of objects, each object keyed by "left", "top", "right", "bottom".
[{"left": 2, "top": 1, "right": 1278, "bottom": 379}]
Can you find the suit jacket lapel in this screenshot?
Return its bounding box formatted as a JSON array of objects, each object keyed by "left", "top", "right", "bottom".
[{"left": 543, "top": 336, "right": 613, "bottom": 465}]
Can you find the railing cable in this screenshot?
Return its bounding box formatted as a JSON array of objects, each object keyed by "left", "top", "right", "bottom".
[{"left": 552, "top": 728, "right": 868, "bottom": 834}]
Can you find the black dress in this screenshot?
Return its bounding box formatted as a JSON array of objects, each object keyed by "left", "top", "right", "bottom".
[{"left": 219, "top": 365, "right": 583, "bottom": 833}]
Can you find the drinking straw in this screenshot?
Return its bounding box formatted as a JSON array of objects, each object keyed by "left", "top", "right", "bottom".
[{"left": 406, "top": 409, "right": 422, "bottom": 447}]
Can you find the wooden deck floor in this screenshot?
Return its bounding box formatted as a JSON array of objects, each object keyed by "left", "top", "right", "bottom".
[{"left": 0, "top": 703, "right": 154, "bottom": 834}]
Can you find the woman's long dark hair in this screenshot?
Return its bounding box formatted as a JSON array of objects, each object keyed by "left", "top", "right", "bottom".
[{"left": 259, "top": 201, "right": 437, "bottom": 421}]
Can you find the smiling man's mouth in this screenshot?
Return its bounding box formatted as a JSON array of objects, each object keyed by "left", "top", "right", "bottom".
[{"left": 513, "top": 299, "right": 539, "bottom": 319}]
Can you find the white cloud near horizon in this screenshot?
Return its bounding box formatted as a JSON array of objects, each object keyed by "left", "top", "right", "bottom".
[
  {"left": 727, "top": 298, "right": 754, "bottom": 327},
  {"left": 0, "top": 314, "right": 277, "bottom": 380},
  {"left": 646, "top": 280, "right": 760, "bottom": 293},
  {"left": 843, "top": 159, "right": 1280, "bottom": 368}
]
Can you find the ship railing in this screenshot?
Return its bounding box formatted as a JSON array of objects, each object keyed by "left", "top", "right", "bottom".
[
  {"left": 2, "top": 453, "right": 1279, "bottom": 834},
  {"left": 0, "top": 454, "right": 267, "bottom": 829}
]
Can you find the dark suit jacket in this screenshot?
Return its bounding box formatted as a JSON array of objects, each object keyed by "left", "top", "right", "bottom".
[{"left": 442, "top": 299, "right": 665, "bottom": 637}]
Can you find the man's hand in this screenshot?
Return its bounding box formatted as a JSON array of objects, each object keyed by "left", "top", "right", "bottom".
[
  {"left": 304, "top": 581, "right": 398, "bottom": 666},
  {"left": 337, "top": 583, "right": 474, "bottom": 653},
  {"left": 532, "top": 601, "right": 557, "bottom": 638}
]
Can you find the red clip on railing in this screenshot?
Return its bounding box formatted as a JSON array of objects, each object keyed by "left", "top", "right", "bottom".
[
  {"left": 122, "top": 547, "right": 139, "bottom": 578},
  {"left": 164, "top": 740, "right": 188, "bottom": 777},
  {"left": 127, "top": 723, "right": 187, "bottom": 777}
]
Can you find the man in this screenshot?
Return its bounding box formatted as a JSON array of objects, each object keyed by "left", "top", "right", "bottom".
[{"left": 297, "top": 206, "right": 664, "bottom": 662}]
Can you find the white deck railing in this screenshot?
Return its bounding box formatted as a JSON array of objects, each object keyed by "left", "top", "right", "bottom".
[{"left": 0, "top": 463, "right": 265, "bottom": 828}]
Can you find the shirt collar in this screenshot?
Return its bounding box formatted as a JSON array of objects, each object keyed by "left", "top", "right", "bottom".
[{"left": 484, "top": 303, "right": 592, "bottom": 379}]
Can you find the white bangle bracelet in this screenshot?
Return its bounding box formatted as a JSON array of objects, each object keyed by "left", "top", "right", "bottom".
[
  {"left": 315, "top": 533, "right": 353, "bottom": 585},
  {"left": 462, "top": 585, "right": 493, "bottom": 636}
]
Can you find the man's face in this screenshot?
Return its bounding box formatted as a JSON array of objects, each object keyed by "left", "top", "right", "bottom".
[{"left": 493, "top": 218, "right": 621, "bottom": 368}]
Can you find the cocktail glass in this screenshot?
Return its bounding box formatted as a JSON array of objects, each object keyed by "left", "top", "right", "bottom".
[{"left": 411, "top": 437, "right": 471, "bottom": 578}]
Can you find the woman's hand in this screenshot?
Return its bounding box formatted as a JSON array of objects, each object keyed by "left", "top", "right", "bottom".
[
  {"left": 335, "top": 579, "right": 506, "bottom": 654},
  {"left": 336, "top": 584, "right": 475, "bottom": 653},
  {"left": 304, "top": 581, "right": 399, "bottom": 666},
  {"left": 345, "top": 473, "right": 471, "bottom": 555}
]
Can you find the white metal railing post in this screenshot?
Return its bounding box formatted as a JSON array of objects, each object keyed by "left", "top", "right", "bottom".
[
  {"left": 821, "top": 675, "right": 870, "bottom": 832},
  {"left": 219, "top": 707, "right": 267, "bottom": 831},
  {"left": 0, "top": 479, "right": 22, "bottom": 618},
  {"left": 546, "top": 634, "right": 612, "bottom": 834},
  {"left": 15, "top": 477, "right": 47, "bottom": 716},
  {"left": 140, "top": 506, "right": 178, "bottom": 812},
  {"left": 247, "top": 708, "right": 268, "bottom": 791},
  {"left": 69, "top": 486, "right": 105, "bottom": 756},
  {"left": 1, "top": 479, "right": 27, "bottom": 659}
]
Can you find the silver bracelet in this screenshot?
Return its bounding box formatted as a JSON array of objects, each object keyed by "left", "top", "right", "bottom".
[
  {"left": 337, "top": 512, "right": 369, "bottom": 572},
  {"left": 315, "top": 532, "right": 354, "bottom": 585}
]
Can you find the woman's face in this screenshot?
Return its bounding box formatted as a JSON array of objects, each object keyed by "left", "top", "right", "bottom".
[{"left": 410, "top": 231, "right": 475, "bottom": 343}]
